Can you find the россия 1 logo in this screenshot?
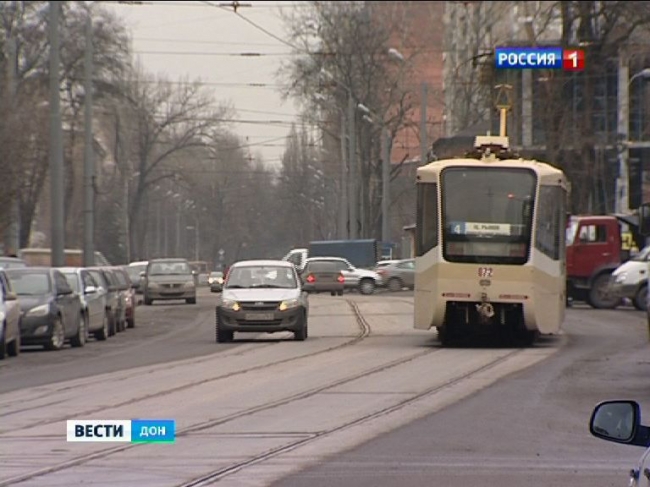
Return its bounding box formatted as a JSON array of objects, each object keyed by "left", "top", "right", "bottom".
[{"left": 495, "top": 46, "right": 585, "bottom": 71}]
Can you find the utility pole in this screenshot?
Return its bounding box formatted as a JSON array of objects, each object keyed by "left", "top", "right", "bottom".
[
  {"left": 420, "top": 82, "right": 428, "bottom": 165},
  {"left": 347, "top": 94, "right": 358, "bottom": 239},
  {"left": 616, "top": 47, "right": 630, "bottom": 214},
  {"left": 521, "top": 69, "right": 533, "bottom": 148},
  {"left": 338, "top": 110, "right": 348, "bottom": 239},
  {"left": 6, "top": 37, "right": 20, "bottom": 254},
  {"left": 83, "top": 11, "right": 95, "bottom": 267},
  {"left": 49, "top": 0, "right": 65, "bottom": 267},
  {"left": 381, "top": 126, "right": 391, "bottom": 243}
]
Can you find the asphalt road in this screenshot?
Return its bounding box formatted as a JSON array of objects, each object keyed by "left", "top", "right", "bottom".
[
  {"left": 0, "top": 288, "right": 224, "bottom": 394},
  {"left": 271, "top": 303, "right": 650, "bottom": 487},
  {"left": 1, "top": 291, "right": 647, "bottom": 487}
]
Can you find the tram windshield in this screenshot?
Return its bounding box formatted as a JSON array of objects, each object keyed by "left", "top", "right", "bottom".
[{"left": 441, "top": 167, "right": 537, "bottom": 265}]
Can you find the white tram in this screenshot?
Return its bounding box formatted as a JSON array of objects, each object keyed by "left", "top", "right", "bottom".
[{"left": 413, "top": 134, "right": 569, "bottom": 345}]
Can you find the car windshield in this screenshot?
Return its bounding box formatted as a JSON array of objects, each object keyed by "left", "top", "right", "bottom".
[
  {"left": 210, "top": 272, "right": 223, "bottom": 278},
  {"left": 225, "top": 266, "right": 297, "bottom": 289},
  {"left": 8, "top": 272, "right": 51, "bottom": 295},
  {"left": 126, "top": 265, "right": 146, "bottom": 279},
  {"left": 62, "top": 273, "right": 80, "bottom": 292},
  {"left": 0, "top": 259, "right": 26, "bottom": 269},
  {"left": 631, "top": 246, "right": 650, "bottom": 262},
  {"left": 149, "top": 262, "right": 191, "bottom": 275}
]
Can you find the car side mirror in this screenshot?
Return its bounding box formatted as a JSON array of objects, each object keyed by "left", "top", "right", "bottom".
[
  {"left": 589, "top": 400, "right": 641, "bottom": 445},
  {"left": 85, "top": 285, "right": 97, "bottom": 294},
  {"left": 139, "top": 271, "right": 146, "bottom": 278},
  {"left": 5, "top": 291, "right": 17, "bottom": 301}
]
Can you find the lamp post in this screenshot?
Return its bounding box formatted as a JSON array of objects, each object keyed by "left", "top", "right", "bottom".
[
  {"left": 616, "top": 64, "right": 650, "bottom": 214},
  {"left": 357, "top": 103, "right": 392, "bottom": 243},
  {"left": 317, "top": 47, "right": 404, "bottom": 240},
  {"left": 82, "top": 1, "right": 96, "bottom": 267}
]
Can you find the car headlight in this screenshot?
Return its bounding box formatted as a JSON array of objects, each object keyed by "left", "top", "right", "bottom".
[
  {"left": 148, "top": 281, "right": 160, "bottom": 288},
  {"left": 184, "top": 280, "right": 195, "bottom": 287},
  {"left": 221, "top": 299, "right": 240, "bottom": 311},
  {"left": 615, "top": 272, "right": 627, "bottom": 283},
  {"left": 217, "top": 277, "right": 223, "bottom": 284},
  {"left": 208, "top": 278, "right": 215, "bottom": 284},
  {"left": 27, "top": 304, "right": 50, "bottom": 317},
  {"left": 279, "top": 299, "right": 300, "bottom": 311}
]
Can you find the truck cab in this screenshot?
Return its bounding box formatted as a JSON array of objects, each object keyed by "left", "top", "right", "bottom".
[{"left": 566, "top": 214, "right": 641, "bottom": 309}]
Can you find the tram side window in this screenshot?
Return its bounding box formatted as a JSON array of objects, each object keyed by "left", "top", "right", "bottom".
[
  {"left": 416, "top": 182, "right": 438, "bottom": 256},
  {"left": 535, "top": 186, "right": 563, "bottom": 260}
]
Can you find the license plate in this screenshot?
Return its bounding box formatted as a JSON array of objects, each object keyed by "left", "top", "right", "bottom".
[{"left": 245, "top": 313, "right": 274, "bottom": 321}]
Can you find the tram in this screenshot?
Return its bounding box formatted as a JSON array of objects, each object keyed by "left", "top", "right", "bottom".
[{"left": 414, "top": 127, "right": 569, "bottom": 346}]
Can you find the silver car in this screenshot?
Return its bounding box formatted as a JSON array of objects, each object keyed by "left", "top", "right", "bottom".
[
  {"left": 142, "top": 258, "right": 197, "bottom": 305},
  {"left": 376, "top": 259, "right": 415, "bottom": 292},
  {"left": 60, "top": 267, "right": 110, "bottom": 341},
  {"left": 0, "top": 269, "right": 21, "bottom": 359},
  {"left": 215, "top": 260, "right": 309, "bottom": 342}
]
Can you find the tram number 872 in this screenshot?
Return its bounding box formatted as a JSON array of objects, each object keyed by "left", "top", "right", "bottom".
[{"left": 478, "top": 267, "right": 493, "bottom": 278}]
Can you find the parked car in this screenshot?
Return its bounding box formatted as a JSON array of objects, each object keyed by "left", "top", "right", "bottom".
[
  {"left": 0, "top": 256, "right": 27, "bottom": 269},
  {"left": 209, "top": 271, "right": 224, "bottom": 293},
  {"left": 216, "top": 260, "right": 309, "bottom": 342},
  {"left": 126, "top": 261, "right": 148, "bottom": 294},
  {"left": 5, "top": 267, "right": 84, "bottom": 350},
  {"left": 302, "top": 256, "right": 380, "bottom": 295},
  {"left": 609, "top": 245, "right": 650, "bottom": 311},
  {"left": 142, "top": 258, "right": 197, "bottom": 305},
  {"left": 112, "top": 266, "right": 136, "bottom": 328},
  {"left": 375, "top": 259, "right": 400, "bottom": 270},
  {"left": 0, "top": 269, "right": 21, "bottom": 359},
  {"left": 299, "top": 259, "right": 345, "bottom": 295},
  {"left": 376, "top": 258, "right": 415, "bottom": 292},
  {"left": 60, "top": 267, "right": 109, "bottom": 341},
  {"left": 87, "top": 267, "right": 123, "bottom": 336}
]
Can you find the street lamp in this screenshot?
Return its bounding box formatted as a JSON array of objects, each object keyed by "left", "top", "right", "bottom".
[
  {"left": 356, "top": 102, "right": 392, "bottom": 243},
  {"left": 83, "top": 1, "right": 97, "bottom": 267},
  {"left": 616, "top": 66, "right": 650, "bottom": 214}
]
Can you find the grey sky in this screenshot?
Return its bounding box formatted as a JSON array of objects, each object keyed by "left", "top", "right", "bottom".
[{"left": 104, "top": 0, "right": 302, "bottom": 167}]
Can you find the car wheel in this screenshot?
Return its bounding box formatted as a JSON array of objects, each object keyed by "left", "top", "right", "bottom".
[
  {"left": 215, "top": 310, "right": 233, "bottom": 343},
  {"left": 587, "top": 274, "right": 620, "bottom": 309},
  {"left": 127, "top": 313, "right": 135, "bottom": 329},
  {"left": 294, "top": 312, "right": 308, "bottom": 341},
  {"left": 0, "top": 326, "right": 6, "bottom": 360},
  {"left": 387, "top": 277, "right": 403, "bottom": 292},
  {"left": 70, "top": 312, "right": 87, "bottom": 348},
  {"left": 95, "top": 312, "right": 109, "bottom": 341},
  {"left": 633, "top": 284, "right": 648, "bottom": 311},
  {"left": 107, "top": 310, "right": 117, "bottom": 337},
  {"left": 44, "top": 317, "right": 65, "bottom": 351},
  {"left": 7, "top": 330, "right": 20, "bottom": 357},
  {"left": 144, "top": 296, "right": 153, "bottom": 306},
  {"left": 186, "top": 297, "right": 197, "bottom": 304},
  {"left": 359, "top": 278, "right": 376, "bottom": 295}
]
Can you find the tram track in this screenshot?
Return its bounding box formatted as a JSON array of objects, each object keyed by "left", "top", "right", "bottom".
[
  {"left": 0, "top": 299, "right": 359, "bottom": 429},
  {"left": 175, "top": 346, "right": 526, "bottom": 487},
  {"left": 0, "top": 299, "right": 394, "bottom": 486},
  {"left": 0, "top": 298, "right": 529, "bottom": 487}
]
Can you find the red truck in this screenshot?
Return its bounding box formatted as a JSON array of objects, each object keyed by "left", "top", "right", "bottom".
[{"left": 566, "top": 213, "right": 643, "bottom": 308}]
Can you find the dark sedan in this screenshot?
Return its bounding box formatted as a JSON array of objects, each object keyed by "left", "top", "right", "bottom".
[{"left": 5, "top": 267, "right": 85, "bottom": 351}]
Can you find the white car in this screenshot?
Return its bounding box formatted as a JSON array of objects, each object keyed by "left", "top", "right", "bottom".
[
  {"left": 302, "top": 257, "right": 380, "bottom": 295},
  {"left": 610, "top": 246, "right": 650, "bottom": 310}
]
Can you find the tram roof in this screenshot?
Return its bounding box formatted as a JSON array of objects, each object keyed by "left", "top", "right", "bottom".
[{"left": 416, "top": 156, "right": 566, "bottom": 187}]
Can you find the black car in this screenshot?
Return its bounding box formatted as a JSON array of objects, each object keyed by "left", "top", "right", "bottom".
[{"left": 5, "top": 267, "right": 85, "bottom": 351}]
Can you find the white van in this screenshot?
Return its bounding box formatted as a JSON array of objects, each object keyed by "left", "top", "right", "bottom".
[{"left": 610, "top": 246, "right": 650, "bottom": 310}]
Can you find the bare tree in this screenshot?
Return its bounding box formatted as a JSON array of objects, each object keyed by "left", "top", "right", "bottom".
[
  {"left": 278, "top": 1, "right": 422, "bottom": 239},
  {"left": 103, "top": 64, "right": 233, "bottom": 260}
]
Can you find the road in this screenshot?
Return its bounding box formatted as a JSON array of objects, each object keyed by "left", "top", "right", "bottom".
[{"left": 0, "top": 290, "right": 647, "bottom": 487}]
